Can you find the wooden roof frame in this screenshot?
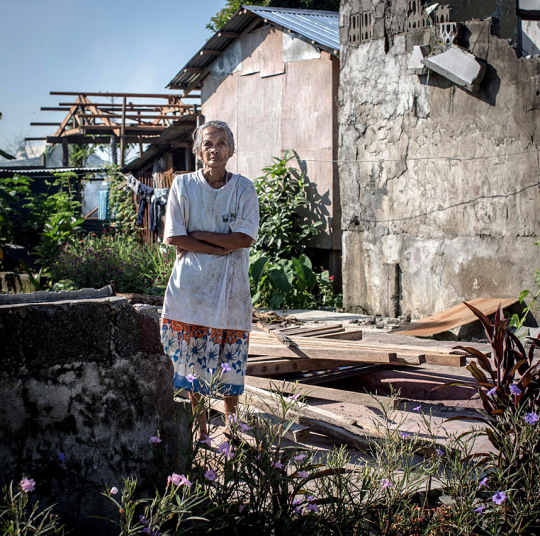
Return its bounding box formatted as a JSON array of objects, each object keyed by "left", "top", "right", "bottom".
[{"left": 26, "top": 91, "right": 201, "bottom": 166}]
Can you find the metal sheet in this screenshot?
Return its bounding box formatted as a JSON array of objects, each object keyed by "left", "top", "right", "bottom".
[{"left": 392, "top": 298, "right": 519, "bottom": 337}]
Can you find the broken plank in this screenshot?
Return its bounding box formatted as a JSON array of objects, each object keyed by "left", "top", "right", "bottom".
[
  {"left": 250, "top": 408, "right": 311, "bottom": 442},
  {"left": 245, "top": 375, "right": 397, "bottom": 410},
  {"left": 277, "top": 323, "right": 343, "bottom": 335},
  {"left": 243, "top": 385, "right": 378, "bottom": 452},
  {"left": 246, "top": 358, "right": 358, "bottom": 376},
  {"left": 281, "top": 325, "right": 345, "bottom": 337}
]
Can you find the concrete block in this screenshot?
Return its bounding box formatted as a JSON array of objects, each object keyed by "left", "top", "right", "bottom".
[
  {"left": 421, "top": 45, "right": 487, "bottom": 91},
  {"left": 408, "top": 45, "right": 431, "bottom": 74}
]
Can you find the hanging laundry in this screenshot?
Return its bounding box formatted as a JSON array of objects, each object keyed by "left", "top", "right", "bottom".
[
  {"left": 126, "top": 174, "right": 142, "bottom": 195},
  {"left": 150, "top": 188, "right": 169, "bottom": 233},
  {"left": 137, "top": 184, "right": 155, "bottom": 225}
]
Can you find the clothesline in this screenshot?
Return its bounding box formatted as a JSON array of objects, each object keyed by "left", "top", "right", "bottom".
[{"left": 234, "top": 148, "right": 539, "bottom": 164}]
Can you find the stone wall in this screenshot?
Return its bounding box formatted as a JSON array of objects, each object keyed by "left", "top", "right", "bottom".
[
  {"left": 339, "top": 0, "right": 540, "bottom": 319},
  {"left": 0, "top": 292, "right": 188, "bottom": 534}
]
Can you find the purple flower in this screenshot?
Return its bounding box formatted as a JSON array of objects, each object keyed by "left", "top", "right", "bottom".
[
  {"left": 487, "top": 387, "right": 497, "bottom": 396},
  {"left": 381, "top": 478, "right": 393, "bottom": 489},
  {"left": 292, "top": 498, "right": 302, "bottom": 506},
  {"left": 139, "top": 515, "right": 149, "bottom": 525},
  {"left": 297, "top": 470, "right": 309, "bottom": 478},
  {"left": 435, "top": 448, "right": 444, "bottom": 456},
  {"left": 525, "top": 412, "right": 539, "bottom": 425},
  {"left": 294, "top": 454, "right": 307, "bottom": 462},
  {"left": 273, "top": 461, "right": 284, "bottom": 469},
  {"left": 218, "top": 441, "right": 235, "bottom": 459},
  {"left": 306, "top": 502, "right": 319, "bottom": 512},
  {"left": 168, "top": 473, "right": 191, "bottom": 487},
  {"left": 186, "top": 373, "right": 196, "bottom": 383},
  {"left": 204, "top": 469, "right": 217, "bottom": 481},
  {"left": 492, "top": 491, "right": 506, "bottom": 505},
  {"left": 57, "top": 451, "right": 65, "bottom": 463},
  {"left": 474, "top": 505, "right": 485, "bottom": 514},
  {"left": 149, "top": 436, "right": 162, "bottom": 446},
  {"left": 510, "top": 385, "right": 522, "bottom": 396},
  {"left": 400, "top": 432, "right": 410, "bottom": 439},
  {"left": 287, "top": 394, "right": 300, "bottom": 402},
  {"left": 228, "top": 414, "right": 237, "bottom": 424},
  {"left": 220, "top": 363, "right": 232, "bottom": 373},
  {"left": 238, "top": 422, "right": 251, "bottom": 432},
  {"left": 413, "top": 405, "right": 421, "bottom": 412},
  {"left": 479, "top": 477, "right": 488, "bottom": 488},
  {"left": 200, "top": 435, "right": 213, "bottom": 447},
  {"left": 238, "top": 504, "right": 245, "bottom": 513},
  {"left": 110, "top": 486, "right": 119, "bottom": 495},
  {"left": 20, "top": 478, "right": 35, "bottom": 493}
]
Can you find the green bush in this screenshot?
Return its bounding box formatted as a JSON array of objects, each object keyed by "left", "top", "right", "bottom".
[{"left": 50, "top": 234, "right": 175, "bottom": 295}]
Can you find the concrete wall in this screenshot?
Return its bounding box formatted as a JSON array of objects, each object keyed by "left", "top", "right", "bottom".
[
  {"left": 201, "top": 24, "right": 341, "bottom": 272},
  {"left": 0, "top": 294, "right": 188, "bottom": 534},
  {"left": 339, "top": 0, "right": 540, "bottom": 319}
]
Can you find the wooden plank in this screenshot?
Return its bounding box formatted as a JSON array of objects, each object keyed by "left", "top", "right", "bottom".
[
  {"left": 278, "top": 323, "right": 343, "bottom": 335},
  {"left": 248, "top": 343, "right": 400, "bottom": 363},
  {"left": 51, "top": 91, "right": 201, "bottom": 98},
  {"left": 245, "top": 376, "right": 397, "bottom": 410},
  {"left": 393, "top": 298, "right": 518, "bottom": 337},
  {"left": 314, "top": 329, "right": 363, "bottom": 341},
  {"left": 246, "top": 357, "right": 359, "bottom": 376}
]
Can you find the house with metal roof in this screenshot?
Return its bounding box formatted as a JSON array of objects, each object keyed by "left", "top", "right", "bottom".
[{"left": 166, "top": 4, "right": 342, "bottom": 277}]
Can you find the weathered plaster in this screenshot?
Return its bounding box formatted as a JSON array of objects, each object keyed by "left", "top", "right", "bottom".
[
  {"left": 339, "top": 2, "right": 540, "bottom": 318},
  {"left": 0, "top": 296, "right": 188, "bottom": 534}
]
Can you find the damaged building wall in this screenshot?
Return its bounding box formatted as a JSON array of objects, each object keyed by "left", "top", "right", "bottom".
[{"left": 339, "top": 0, "right": 540, "bottom": 319}]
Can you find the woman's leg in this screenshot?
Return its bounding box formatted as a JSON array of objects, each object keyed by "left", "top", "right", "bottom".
[
  {"left": 189, "top": 391, "right": 208, "bottom": 439},
  {"left": 224, "top": 395, "right": 238, "bottom": 425}
]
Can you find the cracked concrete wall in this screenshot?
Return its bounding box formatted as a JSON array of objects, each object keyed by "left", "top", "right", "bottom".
[
  {"left": 0, "top": 296, "right": 188, "bottom": 534},
  {"left": 339, "top": 1, "right": 540, "bottom": 319}
]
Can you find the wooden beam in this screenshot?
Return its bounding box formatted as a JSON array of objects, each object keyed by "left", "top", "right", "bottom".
[
  {"left": 246, "top": 357, "right": 358, "bottom": 376},
  {"left": 249, "top": 343, "right": 400, "bottom": 364},
  {"left": 46, "top": 135, "right": 158, "bottom": 144},
  {"left": 51, "top": 91, "right": 201, "bottom": 98},
  {"left": 24, "top": 137, "right": 47, "bottom": 141},
  {"left": 30, "top": 122, "right": 62, "bottom": 126},
  {"left": 120, "top": 96, "right": 126, "bottom": 167},
  {"left": 76, "top": 113, "right": 184, "bottom": 120},
  {"left": 184, "top": 68, "right": 204, "bottom": 73},
  {"left": 199, "top": 49, "right": 221, "bottom": 56},
  {"left": 40, "top": 107, "right": 72, "bottom": 112},
  {"left": 59, "top": 102, "right": 194, "bottom": 108},
  {"left": 245, "top": 376, "right": 397, "bottom": 410},
  {"left": 218, "top": 31, "right": 240, "bottom": 38}
]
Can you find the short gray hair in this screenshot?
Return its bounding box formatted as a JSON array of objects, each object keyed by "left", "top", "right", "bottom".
[{"left": 192, "top": 120, "right": 235, "bottom": 156}]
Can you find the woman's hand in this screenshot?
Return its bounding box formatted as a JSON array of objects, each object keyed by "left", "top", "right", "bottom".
[{"left": 176, "top": 247, "right": 186, "bottom": 260}]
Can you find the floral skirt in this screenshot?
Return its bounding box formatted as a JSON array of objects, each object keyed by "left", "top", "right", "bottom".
[{"left": 160, "top": 319, "right": 250, "bottom": 396}]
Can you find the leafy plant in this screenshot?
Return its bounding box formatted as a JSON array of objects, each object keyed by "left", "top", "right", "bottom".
[
  {"left": 249, "top": 251, "right": 341, "bottom": 309},
  {"left": 50, "top": 234, "right": 174, "bottom": 294},
  {"left": 510, "top": 243, "right": 540, "bottom": 334},
  {"left": 107, "top": 167, "right": 139, "bottom": 236},
  {"left": 253, "top": 150, "right": 323, "bottom": 263}
]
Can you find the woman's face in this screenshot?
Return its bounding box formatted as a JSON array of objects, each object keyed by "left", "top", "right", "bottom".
[{"left": 198, "top": 127, "right": 233, "bottom": 170}]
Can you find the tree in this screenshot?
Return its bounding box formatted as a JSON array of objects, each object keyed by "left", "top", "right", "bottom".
[{"left": 207, "top": 0, "right": 340, "bottom": 32}]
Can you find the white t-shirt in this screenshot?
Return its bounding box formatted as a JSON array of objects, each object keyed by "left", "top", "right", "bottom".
[{"left": 161, "top": 171, "right": 259, "bottom": 332}]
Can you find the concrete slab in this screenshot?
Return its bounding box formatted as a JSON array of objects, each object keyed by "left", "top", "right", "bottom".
[
  {"left": 421, "top": 45, "right": 487, "bottom": 91},
  {"left": 408, "top": 45, "right": 430, "bottom": 74}
]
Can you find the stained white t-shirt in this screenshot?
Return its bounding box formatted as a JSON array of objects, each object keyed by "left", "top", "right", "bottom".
[{"left": 161, "top": 171, "right": 259, "bottom": 332}]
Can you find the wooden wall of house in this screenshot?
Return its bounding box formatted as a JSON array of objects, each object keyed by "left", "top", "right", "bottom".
[{"left": 200, "top": 25, "right": 340, "bottom": 275}]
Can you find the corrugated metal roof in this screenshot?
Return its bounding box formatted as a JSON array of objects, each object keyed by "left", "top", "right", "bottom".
[
  {"left": 0, "top": 167, "right": 106, "bottom": 174},
  {"left": 167, "top": 5, "right": 339, "bottom": 90},
  {"left": 246, "top": 5, "right": 339, "bottom": 51}
]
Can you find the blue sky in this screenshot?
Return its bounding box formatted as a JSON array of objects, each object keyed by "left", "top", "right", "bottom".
[{"left": 0, "top": 0, "right": 226, "bottom": 153}]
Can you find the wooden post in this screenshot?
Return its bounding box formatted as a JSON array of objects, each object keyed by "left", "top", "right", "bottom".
[
  {"left": 110, "top": 136, "right": 117, "bottom": 165},
  {"left": 62, "top": 138, "right": 69, "bottom": 167},
  {"left": 120, "top": 97, "right": 126, "bottom": 167},
  {"left": 184, "top": 147, "right": 190, "bottom": 171}
]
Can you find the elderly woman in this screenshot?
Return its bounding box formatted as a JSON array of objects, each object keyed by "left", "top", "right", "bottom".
[{"left": 160, "top": 120, "right": 259, "bottom": 438}]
